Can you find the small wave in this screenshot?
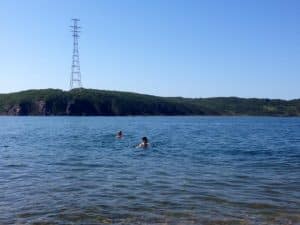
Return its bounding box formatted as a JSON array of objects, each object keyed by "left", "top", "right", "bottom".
[
  {"left": 5, "top": 164, "right": 27, "bottom": 168},
  {"left": 203, "top": 218, "right": 249, "bottom": 225},
  {"left": 1, "top": 145, "right": 9, "bottom": 148}
]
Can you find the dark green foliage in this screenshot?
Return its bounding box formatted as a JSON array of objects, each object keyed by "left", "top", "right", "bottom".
[{"left": 0, "top": 88, "right": 299, "bottom": 116}]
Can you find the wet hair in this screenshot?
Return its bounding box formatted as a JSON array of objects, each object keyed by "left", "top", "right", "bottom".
[
  {"left": 142, "top": 136, "right": 148, "bottom": 143},
  {"left": 117, "top": 131, "right": 122, "bottom": 137}
]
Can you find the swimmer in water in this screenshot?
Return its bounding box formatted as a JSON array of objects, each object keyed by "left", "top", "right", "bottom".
[
  {"left": 116, "top": 131, "right": 123, "bottom": 139},
  {"left": 137, "top": 136, "right": 149, "bottom": 148}
]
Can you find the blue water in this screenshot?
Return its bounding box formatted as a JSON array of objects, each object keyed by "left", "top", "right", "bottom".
[{"left": 0, "top": 117, "right": 299, "bottom": 224}]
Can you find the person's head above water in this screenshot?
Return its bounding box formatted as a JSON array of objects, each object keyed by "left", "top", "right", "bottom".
[
  {"left": 116, "top": 131, "right": 123, "bottom": 138},
  {"left": 142, "top": 136, "right": 148, "bottom": 144},
  {"left": 137, "top": 136, "right": 149, "bottom": 148}
]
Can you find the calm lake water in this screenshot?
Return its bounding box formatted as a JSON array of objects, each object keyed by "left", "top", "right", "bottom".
[{"left": 0, "top": 117, "right": 299, "bottom": 225}]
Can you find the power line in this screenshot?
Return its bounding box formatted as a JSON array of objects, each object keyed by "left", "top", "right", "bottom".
[{"left": 70, "top": 18, "right": 82, "bottom": 89}]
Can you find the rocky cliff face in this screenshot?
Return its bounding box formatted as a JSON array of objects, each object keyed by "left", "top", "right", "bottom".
[
  {"left": 7, "top": 105, "right": 22, "bottom": 115},
  {"left": 2, "top": 99, "right": 120, "bottom": 116},
  {"left": 3, "top": 100, "right": 47, "bottom": 115},
  {"left": 0, "top": 89, "right": 299, "bottom": 116}
]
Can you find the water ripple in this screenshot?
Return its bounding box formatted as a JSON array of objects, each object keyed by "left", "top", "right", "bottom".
[{"left": 0, "top": 116, "right": 299, "bottom": 224}]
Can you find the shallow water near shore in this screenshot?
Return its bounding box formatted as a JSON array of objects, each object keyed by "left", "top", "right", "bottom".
[{"left": 0, "top": 116, "right": 299, "bottom": 224}]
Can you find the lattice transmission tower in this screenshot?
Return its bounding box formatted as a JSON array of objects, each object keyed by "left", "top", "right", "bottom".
[{"left": 70, "top": 18, "right": 82, "bottom": 89}]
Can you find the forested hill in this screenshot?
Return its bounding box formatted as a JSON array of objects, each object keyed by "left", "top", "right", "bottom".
[{"left": 0, "top": 88, "right": 299, "bottom": 116}]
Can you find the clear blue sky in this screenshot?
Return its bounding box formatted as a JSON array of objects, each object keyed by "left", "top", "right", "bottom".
[{"left": 0, "top": 0, "right": 299, "bottom": 99}]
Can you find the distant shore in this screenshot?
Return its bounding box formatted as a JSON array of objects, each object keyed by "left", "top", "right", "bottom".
[{"left": 0, "top": 88, "right": 299, "bottom": 116}]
